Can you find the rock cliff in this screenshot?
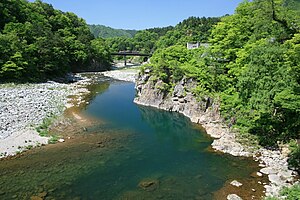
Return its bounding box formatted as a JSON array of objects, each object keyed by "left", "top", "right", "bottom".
[
  {"left": 134, "top": 70, "right": 298, "bottom": 197},
  {"left": 134, "top": 71, "right": 251, "bottom": 157}
]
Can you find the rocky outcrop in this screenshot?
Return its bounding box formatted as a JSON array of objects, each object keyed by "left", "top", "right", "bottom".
[
  {"left": 134, "top": 72, "right": 250, "bottom": 157},
  {"left": 134, "top": 71, "right": 298, "bottom": 197}
]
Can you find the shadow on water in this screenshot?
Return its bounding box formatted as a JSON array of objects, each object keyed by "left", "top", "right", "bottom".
[
  {"left": 137, "top": 105, "right": 211, "bottom": 152},
  {"left": 0, "top": 79, "right": 267, "bottom": 200}
]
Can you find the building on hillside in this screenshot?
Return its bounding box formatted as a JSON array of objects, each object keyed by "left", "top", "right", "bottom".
[
  {"left": 187, "top": 42, "right": 210, "bottom": 49},
  {"left": 187, "top": 42, "right": 199, "bottom": 49}
]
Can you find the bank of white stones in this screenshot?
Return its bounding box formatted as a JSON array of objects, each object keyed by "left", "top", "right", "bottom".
[{"left": 0, "top": 76, "right": 90, "bottom": 158}]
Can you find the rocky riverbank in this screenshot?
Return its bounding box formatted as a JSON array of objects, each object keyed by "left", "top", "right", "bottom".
[
  {"left": 0, "top": 75, "right": 90, "bottom": 158},
  {"left": 134, "top": 71, "right": 299, "bottom": 198},
  {"left": 0, "top": 65, "right": 139, "bottom": 159},
  {"left": 101, "top": 65, "right": 140, "bottom": 82}
]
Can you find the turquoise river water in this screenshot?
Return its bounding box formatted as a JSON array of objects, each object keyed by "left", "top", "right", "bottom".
[{"left": 0, "top": 78, "right": 266, "bottom": 200}]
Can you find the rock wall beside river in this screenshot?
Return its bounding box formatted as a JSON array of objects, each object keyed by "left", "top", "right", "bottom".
[
  {"left": 134, "top": 71, "right": 298, "bottom": 197},
  {"left": 134, "top": 72, "right": 250, "bottom": 157}
]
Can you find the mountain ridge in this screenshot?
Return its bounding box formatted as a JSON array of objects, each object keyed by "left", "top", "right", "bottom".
[{"left": 89, "top": 24, "right": 137, "bottom": 38}]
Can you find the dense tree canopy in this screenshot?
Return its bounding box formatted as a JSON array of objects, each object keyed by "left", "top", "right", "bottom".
[
  {"left": 105, "top": 16, "right": 220, "bottom": 57},
  {"left": 89, "top": 24, "right": 137, "bottom": 38},
  {"left": 0, "top": 0, "right": 111, "bottom": 82},
  {"left": 144, "top": 0, "right": 300, "bottom": 159},
  {"left": 105, "top": 30, "right": 159, "bottom": 54},
  {"left": 155, "top": 16, "right": 220, "bottom": 49},
  {"left": 145, "top": 26, "right": 174, "bottom": 37},
  {"left": 207, "top": 0, "right": 300, "bottom": 147}
]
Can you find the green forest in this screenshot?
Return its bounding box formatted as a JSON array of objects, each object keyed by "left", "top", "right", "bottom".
[
  {"left": 89, "top": 24, "right": 137, "bottom": 39},
  {"left": 104, "top": 17, "right": 219, "bottom": 54},
  {"left": 141, "top": 0, "right": 300, "bottom": 172},
  {"left": 0, "top": 0, "right": 112, "bottom": 82}
]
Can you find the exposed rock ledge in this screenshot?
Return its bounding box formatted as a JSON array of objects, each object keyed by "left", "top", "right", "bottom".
[{"left": 134, "top": 72, "right": 298, "bottom": 198}]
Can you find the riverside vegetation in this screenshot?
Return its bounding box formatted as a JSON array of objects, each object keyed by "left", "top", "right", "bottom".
[
  {"left": 0, "top": 0, "right": 112, "bottom": 82},
  {"left": 89, "top": 24, "right": 137, "bottom": 39},
  {"left": 133, "top": 0, "right": 300, "bottom": 198},
  {"left": 140, "top": 0, "right": 300, "bottom": 170},
  {"left": 1, "top": 0, "right": 300, "bottom": 199}
]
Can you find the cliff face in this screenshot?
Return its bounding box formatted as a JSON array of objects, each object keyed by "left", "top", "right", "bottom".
[
  {"left": 133, "top": 71, "right": 298, "bottom": 197},
  {"left": 134, "top": 73, "right": 220, "bottom": 124},
  {"left": 134, "top": 71, "right": 251, "bottom": 157}
]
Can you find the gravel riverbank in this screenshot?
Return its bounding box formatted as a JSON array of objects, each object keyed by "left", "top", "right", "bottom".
[
  {"left": 0, "top": 76, "right": 90, "bottom": 158},
  {"left": 0, "top": 64, "right": 138, "bottom": 159},
  {"left": 101, "top": 65, "right": 140, "bottom": 82}
]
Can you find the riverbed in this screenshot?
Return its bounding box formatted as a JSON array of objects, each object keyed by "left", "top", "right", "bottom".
[{"left": 0, "top": 76, "right": 267, "bottom": 200}]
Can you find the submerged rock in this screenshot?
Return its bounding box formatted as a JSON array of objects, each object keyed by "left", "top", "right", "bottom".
[
  {"left": 138, "top": 179, "right": 159, "bottom": 191},
  {"left": 30, "top": 196, "right": 43, "bottom": 200},
  {"left": 37, "top": 191, "right": 47, "bottom": 198}
]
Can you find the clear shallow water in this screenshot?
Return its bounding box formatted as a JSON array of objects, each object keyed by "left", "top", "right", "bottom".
[{"left": 0, "top": 80, "right": 263, "bottom": 200}]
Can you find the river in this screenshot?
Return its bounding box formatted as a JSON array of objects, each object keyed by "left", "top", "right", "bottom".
[{"left": 0, "top": 77, "right": 266, "bottom": 199}]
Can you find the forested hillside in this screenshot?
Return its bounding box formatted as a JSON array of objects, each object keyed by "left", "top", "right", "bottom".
[
  {"left": 145, "top": 26, "right": 174, "bottom": 37},
  {"left": 285, "top": 0, "right": 300, "bottom": 9},
  {"left": 0, "top": 0, "right": 111, "bottom": 82},
  {"left": 105, "top": 16, "right": 220, "bottom": 54},
  {"left": 105, "top": 30, "right": 159, "bottom": 54},
  {"left": 141, "top": 0, "right": 300, "bottom": 170},
  {"left": 155, "top": 16, "right": 220, "bottom": 49},
  {"left": 89, "top": 24, "right": 137, "bottom": 38}
]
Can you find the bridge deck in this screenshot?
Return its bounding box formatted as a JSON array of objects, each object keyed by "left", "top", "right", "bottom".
[{"left": 111, "top": 52, "right": 151, "bottom": 56}]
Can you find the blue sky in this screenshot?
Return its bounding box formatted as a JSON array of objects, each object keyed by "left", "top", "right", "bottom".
[{"left": 29, "top": 0, "right": 243, "bottom": 30}]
